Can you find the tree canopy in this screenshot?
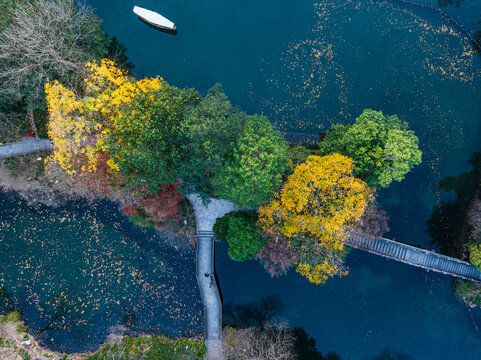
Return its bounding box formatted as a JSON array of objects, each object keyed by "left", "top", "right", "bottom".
[
  {"left": 105, "top": 83, "right": 201, "bottom": 194},
  {"left": 319, "top": 109, "right": 422, "bottom": 188},
  {"left": 258, "top": 154, "right": 372, "bottom": 284},
  {"left": 212, "top": 114, "right": 290, "bottom": 207},
  {"left": 178, "top": 85, "right": 246, "bottom": 198},
  {"left": 45, "top": 59, "right": 163, "bottom": 182},
  {"left": 214, "top": 211, "right": 267, "bottom": 262},
  {"left": 46, "top": 60, "right": 289, "bottom": 206},
  {"left": 0, "top": 0, "right": 111, "bottom": 110}
]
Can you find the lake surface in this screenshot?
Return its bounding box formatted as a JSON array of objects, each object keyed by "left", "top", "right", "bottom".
[
  {"left": 2, "top": 0, "right": 481, "bottom": 358},
  {"left": 0, "top": 194, "right": 203, "bottom": 351}
]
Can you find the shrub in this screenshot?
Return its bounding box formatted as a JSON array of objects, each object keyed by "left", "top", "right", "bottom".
[
  {"left": 126, "top": 208, "right": 156, "bottom": 228},
  {"left": 0, "top": 310, "right": 21, "bottom": 323},
  {"left": 122, "top": 183, "right": 184, "bottom": 228},
  {"left": 87, "top": 334, "right": 206, "bottom": 360},
  {"left": 214, "top": 211, "right": 267, "bottom": 262},
  {"left": 455, "top": 279, "right": 481, "bottom": 307},
  {"left": 138, "top": 183, "right": 183, "bottom": 223},
  {"left": 18, "top": 348, "right": 31, "bottom": 360},
  {"left": 15, "top": 323, "right": 27, "bottom": 333}
]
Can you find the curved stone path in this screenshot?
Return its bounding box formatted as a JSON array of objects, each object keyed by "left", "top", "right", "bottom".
[{"left": 186, "top": 194, "right": 238, "bottom": 360}]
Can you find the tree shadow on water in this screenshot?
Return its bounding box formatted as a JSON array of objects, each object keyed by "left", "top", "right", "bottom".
[
  {"left": 0, "top": 287, "right": 15, "bottom": 313},
  {"left": 223, "top": 295, "right": 347, "bottom": 359},
  {"left": 223, "top": 294, "right": 283, "bottom": 329},
  {"left": 427, "top": 151, "right": 481, "bottom": 257},
  {"left": 31, "top": 290, "right": 92, "bottom": 349},
  {"left": 364, "top": 349, "right": 413, "bottom": 360}
]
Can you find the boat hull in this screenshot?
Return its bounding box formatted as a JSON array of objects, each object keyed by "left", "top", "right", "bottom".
[
  {"left": 137, "top": 16, "right": 178, "bottom": 34},
  {"left": 133, "top": 6, "right": 176, "bottom": 32}
]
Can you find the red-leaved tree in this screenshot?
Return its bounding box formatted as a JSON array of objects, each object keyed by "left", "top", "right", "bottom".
[{"left": 121, "top": 183, "right": 183, "bottom": 224}]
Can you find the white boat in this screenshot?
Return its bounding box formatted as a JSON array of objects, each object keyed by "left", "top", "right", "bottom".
[{"left": 133, "top": 6, "right": 176, "bottom": 31}]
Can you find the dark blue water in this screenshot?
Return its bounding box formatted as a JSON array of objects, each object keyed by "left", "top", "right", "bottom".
[
  {"left": 2, "top": 0, "right": 481, "bottom": 358},
  {"left": 0, "top": 194, "right": 203, "bottom": 351}
]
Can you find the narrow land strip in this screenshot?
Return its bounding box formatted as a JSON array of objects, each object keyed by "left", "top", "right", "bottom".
[{"left": 187, "top": 194, "right": 238, "bottom": 360}]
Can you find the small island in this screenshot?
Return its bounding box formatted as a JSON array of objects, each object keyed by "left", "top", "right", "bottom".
[{"left": 1, "top": 0, "right": 481, "bottom": 359}]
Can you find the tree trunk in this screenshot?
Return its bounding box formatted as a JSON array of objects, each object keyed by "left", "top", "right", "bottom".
[{"left": 28, "top": 109, "right": 39, "bottom": 139}]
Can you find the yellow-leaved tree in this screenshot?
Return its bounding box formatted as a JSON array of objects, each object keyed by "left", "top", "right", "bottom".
[
  {"left": 258, "top": 154, "right": 372, "bottom": 284},
  {"left": 45, "top": 59, "right": 162, "bottom": 176}
]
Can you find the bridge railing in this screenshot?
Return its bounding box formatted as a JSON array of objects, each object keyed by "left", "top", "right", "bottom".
[{"left": 345, "top": 228, "right": 481, "bottom": 282}]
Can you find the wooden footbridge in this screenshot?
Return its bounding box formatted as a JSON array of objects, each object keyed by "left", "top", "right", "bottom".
[
  {"left": 346, "top": 229, "right": 481, "bottom": 282},
  {"left": 1, "top": 139, "right": 481, "bottom": 284}
]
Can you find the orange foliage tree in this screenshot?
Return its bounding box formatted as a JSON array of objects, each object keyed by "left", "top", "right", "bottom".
[{"left": 258, "top": 154, "right": 372, "bottom": 284}]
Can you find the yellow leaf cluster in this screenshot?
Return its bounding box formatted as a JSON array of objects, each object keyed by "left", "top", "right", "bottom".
[
  {"left": 296, "top": 261, "right": 348, "bottom": 285},
  {"left": 258, "top": 154, "right": 372, "bottom": 249},
  {"left": 45, "top": 59, "right": 163, "bottom": 175},
  {"left": 45, "top": 81, "right": 86, "bottom": 174}
]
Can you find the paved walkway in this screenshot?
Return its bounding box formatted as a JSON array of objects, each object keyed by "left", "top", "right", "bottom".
[
  {"left": 186, "top": 194, "right": 237, "bottom": 360},
  {"left": 0, "top": 138, "right": 52, "bottom": 159}
]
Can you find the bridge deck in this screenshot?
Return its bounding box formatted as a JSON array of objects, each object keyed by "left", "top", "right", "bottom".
[{"left": 345, "top": 229, "right": 481, "bottom": 282}]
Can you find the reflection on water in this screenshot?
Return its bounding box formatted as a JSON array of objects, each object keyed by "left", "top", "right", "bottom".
[{"left": 0, "top": 193, "right": 203, "bottom": 351}]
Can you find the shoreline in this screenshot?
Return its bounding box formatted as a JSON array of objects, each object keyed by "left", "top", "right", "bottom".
[{"left": 0, "top": 311, "right": 205, "bottom": 359}]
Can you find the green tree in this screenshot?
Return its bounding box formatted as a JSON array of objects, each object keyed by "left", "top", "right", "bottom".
[
  {"left": 178, "top": 85, "right": 246, "bottom": 198},
  {"left": 214, "top": 211, "right": 267, "bottom": 261},
  {"left": 212, "top": 114, "right": 290, "bottom": 207},
  {"left": 104, "top": 85, "right": 201, "bottom": 194},
  {"left": 319, "top": 109, "right": 422, "bottom": 188}
]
